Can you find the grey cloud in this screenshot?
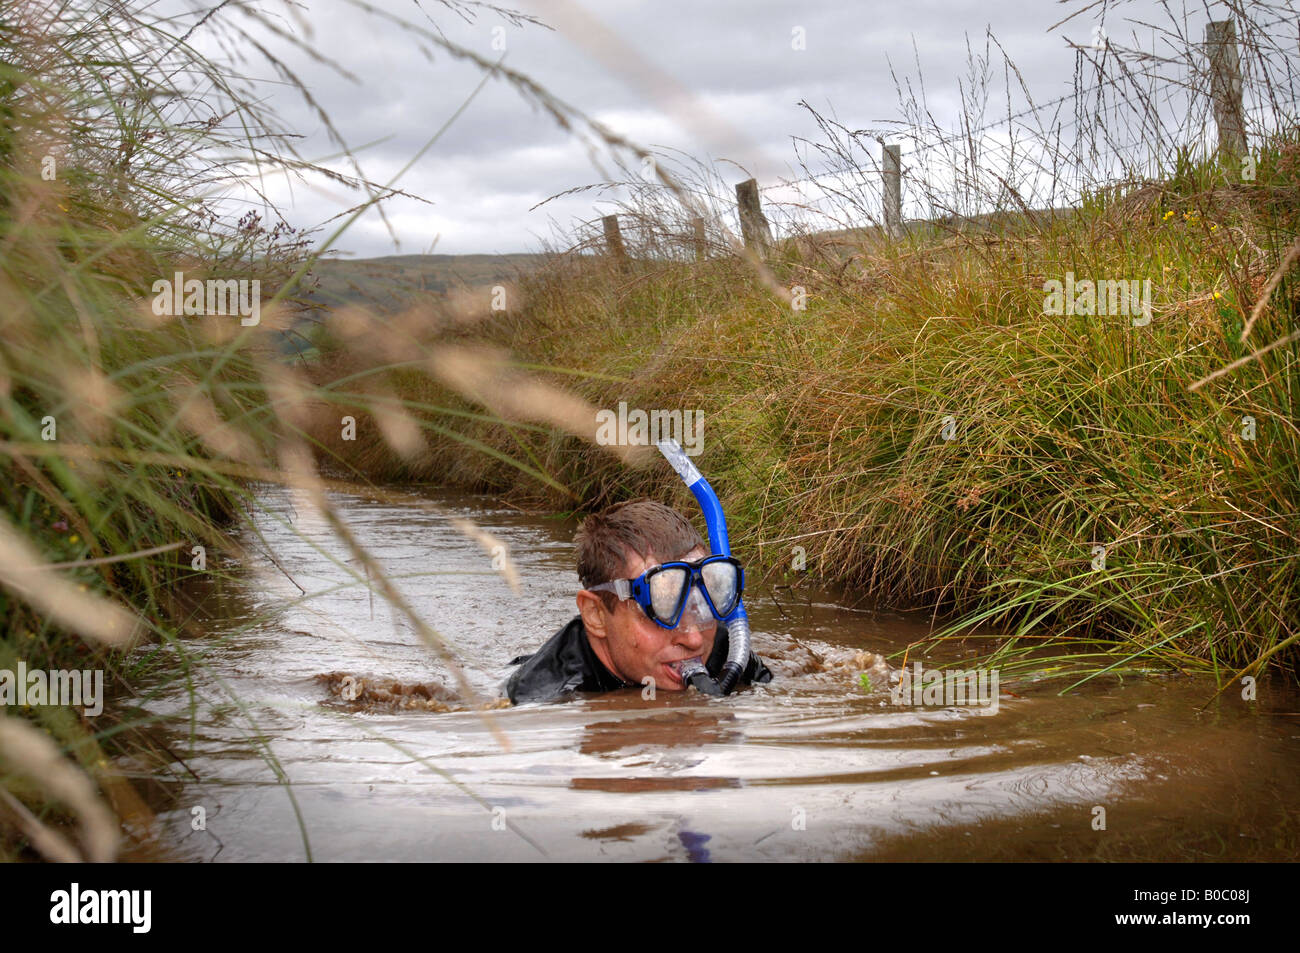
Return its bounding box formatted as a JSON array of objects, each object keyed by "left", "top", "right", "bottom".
[{"left": 210, "top": 0, "right": 1182, "bottom": 257}]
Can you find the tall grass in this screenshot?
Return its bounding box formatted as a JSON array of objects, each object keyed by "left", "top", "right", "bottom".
[
  {"left": 0, "top": 0, "right": 598, "bottom": 862},
  {"left": 0, "top": 0, "right": 312, "bottom": 861}
]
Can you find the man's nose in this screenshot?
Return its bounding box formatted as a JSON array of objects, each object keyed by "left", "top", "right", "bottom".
[
  {"left": 674, "top": 618, "right": 707, "bottom": 648},
  {"left": 674, "top": 588, "right": 712, "bottom": 648}
]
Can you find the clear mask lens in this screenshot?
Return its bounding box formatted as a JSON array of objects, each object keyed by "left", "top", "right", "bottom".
[
  {"left": 700, "top": 560, "right": 739, "bottom": 617},
  {"left": 648, "top": 565, "right": 690, "bottom": 620}
]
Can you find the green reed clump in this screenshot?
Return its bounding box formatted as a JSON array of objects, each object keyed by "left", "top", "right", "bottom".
[
  {"left": 1, "top": 0, "right": 616, "bottom": 862},
  {"left": 0, "top": 0, "right": 463, "bottom": 861},
  {"left": 0, "top": 0, "right": 322, "bottom": 860}
]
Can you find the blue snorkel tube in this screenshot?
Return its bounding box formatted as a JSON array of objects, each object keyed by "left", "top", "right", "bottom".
[{"left": 657, "top": 439, "right": 751, "bottom": 696}]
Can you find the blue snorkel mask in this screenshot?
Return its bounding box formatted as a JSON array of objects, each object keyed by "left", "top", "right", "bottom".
[{"left": 588, "top": 554, "right": 745, "bottom": 630}]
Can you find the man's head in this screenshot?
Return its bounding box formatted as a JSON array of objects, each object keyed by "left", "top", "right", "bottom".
[{"left": 574, "top": 499, "right": 717, "bottom": 691}]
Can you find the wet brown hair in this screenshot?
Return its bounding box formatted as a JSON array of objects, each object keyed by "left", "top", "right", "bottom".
[{"left": 576, "top": 499, "right": 706, "bottom": 609}]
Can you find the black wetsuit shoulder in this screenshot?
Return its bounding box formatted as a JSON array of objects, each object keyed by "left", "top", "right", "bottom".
[{"left": 504, "top": 615, "right": 772, "bottom": 705}]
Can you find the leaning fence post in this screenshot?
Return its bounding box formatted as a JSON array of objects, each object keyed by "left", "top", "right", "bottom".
[
  {"left": 602, "top": 214, "right": 629, "bottom": 270},
  {"left": 735, "top": 179, "right": 772, "bottom": 257},
  {"left": 692, "top": 216, "right": 707, "bottom": 261},
  {"left": 1206, "top": 20, "right": 1246, "bottom": 159},
  {"left": 883, "top": 143, "right": 902, "bottom": 239}
]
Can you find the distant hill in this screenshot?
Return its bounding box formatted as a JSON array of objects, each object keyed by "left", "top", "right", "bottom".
[{"left": 301, "top": 252, "right": 552, "bottom": 316}]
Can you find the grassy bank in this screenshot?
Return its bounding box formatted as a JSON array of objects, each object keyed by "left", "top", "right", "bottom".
[
  {"left": 0, "top": 0, "right": 545, "bottom": 862},
  {"left": 0, "top": 0, "right": 325, "bottom": 860},
  {"left": 306, "top": 140, "right": 1299, "bottom": 687}
]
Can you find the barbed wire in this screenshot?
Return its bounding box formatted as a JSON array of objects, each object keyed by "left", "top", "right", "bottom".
[
  {"left": 762, "top": 21, "right": 1300, "bottom": 198},
  {"left": 762, "top": 55, "right": 1182, "bottom": 195}
]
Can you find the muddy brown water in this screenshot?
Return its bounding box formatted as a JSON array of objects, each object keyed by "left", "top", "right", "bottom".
[{"left": 118, "top": 484, "right": 1300, "bottom": 862}]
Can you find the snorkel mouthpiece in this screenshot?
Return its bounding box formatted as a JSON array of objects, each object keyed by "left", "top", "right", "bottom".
[
  {"left": 656, "top": 439, "right": 751, "bottom": 696},
  {"left": 674, "top": 657, "right": 723, "bottom": 696}
]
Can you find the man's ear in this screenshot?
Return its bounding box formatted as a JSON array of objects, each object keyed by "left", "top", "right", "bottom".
[{"left": 576, "top": 589, "right": 609, "bottom": 639}]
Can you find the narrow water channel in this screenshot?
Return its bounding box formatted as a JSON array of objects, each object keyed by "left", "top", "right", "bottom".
[{"left": 117, "top": 484, "right": 1300, "bottom": 861}]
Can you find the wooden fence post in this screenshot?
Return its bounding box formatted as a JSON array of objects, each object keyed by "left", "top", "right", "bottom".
[
  {"left": 1206, "top": 20, "right": 1246, "bottom": 158},
  {"left": 602, "top": 214, "right": 629, "bottom": 270},
  {"left": 883, "top": 143, "right": 902, "bottom": 239},
  {"left": 735, "top": 179, "right": 772, "bottom": 257},
  {"left": 692, "top": 216, "right": 707, "bottom": 261}
]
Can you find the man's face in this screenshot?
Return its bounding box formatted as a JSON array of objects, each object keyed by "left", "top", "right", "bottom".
[{"left": 578, "top": 545, "right": 717, "bottom": 692}]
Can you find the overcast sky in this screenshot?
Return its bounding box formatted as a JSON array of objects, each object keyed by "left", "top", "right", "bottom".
[{"left": 199, "top": 0, "right": 1246, "bottom": 259}]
